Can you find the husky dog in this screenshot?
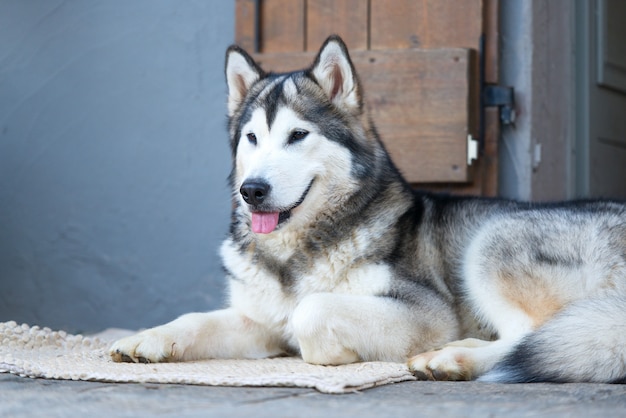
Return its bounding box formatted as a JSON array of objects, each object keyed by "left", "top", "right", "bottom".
[{"left": 110, "top": 35, "right": 626, "bottom": 383}]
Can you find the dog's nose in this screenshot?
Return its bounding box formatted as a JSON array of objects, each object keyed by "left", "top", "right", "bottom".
[{"left": 240, "top": 180, "right": 270, "bottom": 206}]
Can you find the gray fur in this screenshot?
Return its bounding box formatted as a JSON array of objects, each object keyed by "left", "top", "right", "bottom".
[
  {"left": 110, "top": 36, "right": 626, "bottom": 383},
  {"left": 226, "top": 37, "right": 626, "bottom": 381}
]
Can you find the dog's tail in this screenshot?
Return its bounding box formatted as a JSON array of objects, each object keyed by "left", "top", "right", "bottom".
[{"left": 479, "top": 295, "right": 626, "bottom": 383}]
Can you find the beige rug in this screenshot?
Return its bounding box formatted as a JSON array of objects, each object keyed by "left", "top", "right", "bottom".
[{"left": 0, "top": 321, "right": 415, "bottom": 394}]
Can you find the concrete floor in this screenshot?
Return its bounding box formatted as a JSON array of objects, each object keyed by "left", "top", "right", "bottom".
[{"left": 1, "top": 373, "right": 625, "bottom": 417}]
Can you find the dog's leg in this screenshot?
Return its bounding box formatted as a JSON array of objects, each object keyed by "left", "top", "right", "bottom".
[
  {"left": 109, "top": 308, "right": 284, "bottom": 363},
  {"left": 404, "top": 286, "right": 538, "bottom": 380},
  {"left": 291, "top": 293, "right": 458, "bottom": 365},
  {"left": 406, "top": 273, "right": 536, "bottom": 380},
  {"left": 408, "top": 218, "right": 559, "bottom": 380}
]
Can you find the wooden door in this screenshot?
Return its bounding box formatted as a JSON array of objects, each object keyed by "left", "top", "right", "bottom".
[{"left": 235, "top": 0, "right": 500, "bottom": 196}]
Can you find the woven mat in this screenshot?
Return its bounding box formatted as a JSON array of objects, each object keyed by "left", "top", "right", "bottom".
[{"left": 0, "top": 321, "right": 415, "bottom": 393}]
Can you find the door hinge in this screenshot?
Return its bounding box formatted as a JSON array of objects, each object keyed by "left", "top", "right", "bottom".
[
  {"left": 476, "top": 34, "right": 517, "bottom": 167},
  {"left": 483, "top": 85, "right": 516, "bottom": 125}
]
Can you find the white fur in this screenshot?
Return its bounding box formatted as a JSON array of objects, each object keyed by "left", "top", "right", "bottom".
[
  {"left": 110, "top": 231, "right": 409, "bottom": 363},
  {"left": 109, "top": 309, "right": 284, "bottom": 362},
  {"left": 225, "top": 50, "right": 261, "bottom": 116},
  {"left": 291, "top": 293, "right": 416, "bottom": 364},
  {"left": 236, "top": 106, "right": 360, "bottom": 249},
  {"left": 311, "top": 39, "right": 359, "bottom": 111}
]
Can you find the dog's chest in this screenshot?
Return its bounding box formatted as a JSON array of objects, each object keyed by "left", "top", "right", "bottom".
[
  {"left": 220, "top": 235, "right": 392, "bottom": 327},
  {"left": 261, "top": 228, "right": 390, "bottom": 294}
]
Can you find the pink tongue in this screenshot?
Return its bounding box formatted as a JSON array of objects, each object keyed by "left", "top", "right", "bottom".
[{"left": 251, "top": 212, "right": 280, "bottom": 234}]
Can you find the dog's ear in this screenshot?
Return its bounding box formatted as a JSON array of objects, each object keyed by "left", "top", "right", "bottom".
[
  {"left": 310, "top": 35, "right": 361, "bottom": 113},
  {"left": 225, "top": 46, "right": 264, "bottom": 116}
]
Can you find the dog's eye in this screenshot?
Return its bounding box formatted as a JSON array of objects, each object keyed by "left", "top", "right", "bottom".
[
  {"left": 288, "top": 130, "right": 309, "bottom": 144},
  {"left": 246, "top": 133, "right": 257, "bottom": 145}
]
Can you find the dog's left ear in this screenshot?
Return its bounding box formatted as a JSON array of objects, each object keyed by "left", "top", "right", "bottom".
[
  {"left": 310, "top": 35, "right": 362, "bottom": 113},
  {"left": 225, "top": 45, "right": 264, "bottom": 116}
]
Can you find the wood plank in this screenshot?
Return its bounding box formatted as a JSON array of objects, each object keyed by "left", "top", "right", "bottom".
[
  {"left": 306, "top": 0, "right": 369, "bottom": 51},
  {"left": 416, "top": 107, "right": 498, "bottom": 195},
  {"left": 364, "top": 50, "right": 472, "bottom": 183},
  {"left": 235, "top": 0, "right": 257, "bottom": 52},
  {"left": 252, "top": 49, "right": 473, "bottom": 183},
  {"left": 479, "top": 107, "right": 499, "bottom": 196},
  {"left": 259, "top": 0, "right": 305, "bottom": 52},
  {"left": 483, "top": 0, "right": 499, "bottom": 84},
  {"left": 370, "top": 0, "right": 482, "bottom": 50},
  {"left": 370, "top": 0, "right": 420, "bottom": 49},
  {"left": 479, "top": 0, "right": 499, "bottom": 195}
]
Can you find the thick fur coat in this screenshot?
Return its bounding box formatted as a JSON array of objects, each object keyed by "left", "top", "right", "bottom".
[{"left": 111, "top": 36, "right": 626, "bottom": 383}]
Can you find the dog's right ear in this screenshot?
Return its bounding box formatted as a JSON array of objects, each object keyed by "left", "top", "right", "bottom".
[{"left": 225, "top": 46, "right": 264, "bottom": 116}]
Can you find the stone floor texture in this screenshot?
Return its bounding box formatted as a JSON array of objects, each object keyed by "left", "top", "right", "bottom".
[{"left": 2, "top": 373, "right": 625, "bottom": 417}]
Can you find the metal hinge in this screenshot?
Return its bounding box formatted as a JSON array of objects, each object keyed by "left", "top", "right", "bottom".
[
  {"left": 474, "top": 34, "right": 517, "bottom": 167},
  {"left": 483, "top": 85, "right": 516, "bottom": 125}
]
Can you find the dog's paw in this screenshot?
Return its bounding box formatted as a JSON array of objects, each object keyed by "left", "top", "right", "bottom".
[
  {"left": 407, "top": 346, "right": 473, "bottom": 381},
  {"left": 109, "top": 327, "right": 181, "bottom": 363}
]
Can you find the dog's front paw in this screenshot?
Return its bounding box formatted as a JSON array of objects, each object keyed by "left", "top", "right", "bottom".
[{"left": 109, "top": 327, "right": 181, "bottom": 363}]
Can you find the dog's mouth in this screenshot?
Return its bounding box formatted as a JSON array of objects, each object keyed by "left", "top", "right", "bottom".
[{"left": 251, "top": 179, "right": 314, "bottom": 234}]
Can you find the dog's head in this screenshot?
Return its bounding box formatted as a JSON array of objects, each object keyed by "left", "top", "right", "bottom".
[{"left": 225, "top": 36, "right": 376, "bottom": 235}]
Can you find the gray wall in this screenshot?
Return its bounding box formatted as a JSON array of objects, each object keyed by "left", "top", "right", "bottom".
[{"left": 0, "top": 1, "right": 235, "bottom": 333}]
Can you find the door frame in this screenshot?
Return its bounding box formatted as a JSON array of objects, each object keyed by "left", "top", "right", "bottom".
[
  {"left": 498, "top": 0, "right": 577, "bottom": 201},
  {"left": 575, "top": 0, "right": 591, "bottom": 197}
]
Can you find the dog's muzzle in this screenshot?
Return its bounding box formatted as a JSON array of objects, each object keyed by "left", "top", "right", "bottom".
[{"left": 239, "top": 178, "right": 314, "bottom": 234}]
